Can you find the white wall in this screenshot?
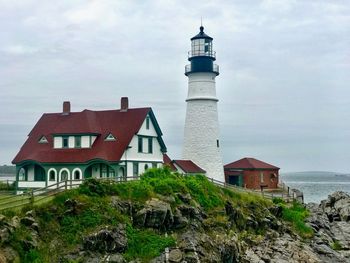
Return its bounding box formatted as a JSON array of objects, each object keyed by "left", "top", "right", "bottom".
[
  {"left": 183, "top": 72, "right": 225, "bottom": 181},
  {"left": 18, "top": 181, "right": 45, "bottom": 188},
  {"left": 138, "top": 116, "right": 158, "bottom": 136},
  {"left": 120, "top": 115, "right": 163, "bottom": 163},
  {"left": 187, "top": 72, "right": 218, "bottom": 101}
]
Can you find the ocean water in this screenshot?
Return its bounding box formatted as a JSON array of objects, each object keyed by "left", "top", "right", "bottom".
[{"left": 281, "top": 172, "right": 350, "bottom": 204}]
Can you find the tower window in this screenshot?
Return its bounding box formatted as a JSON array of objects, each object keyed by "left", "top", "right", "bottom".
[{"left": 216, "top": 139, "right": 220, "bottom": 148}]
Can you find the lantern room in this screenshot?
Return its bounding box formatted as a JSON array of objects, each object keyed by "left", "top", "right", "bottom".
[
  {"left": 190, "top": 26, "right": 215, "bottom": 58},
  {"left": 185, "top": 26, "right": 219, "bottom": 76}
]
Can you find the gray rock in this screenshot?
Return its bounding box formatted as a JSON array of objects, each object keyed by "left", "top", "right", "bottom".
[
  {"left": 106, "top": 253, "right": 126, "bottom": 263},
  {"left": 133, "top": 198, "right": 173, "bottom": 229},
  {"left": 169, "top": 248, "right": 182, "bottom": 262},
  {"left": 83, "top": 224, "right": 127, "bottom": 253},
  {"left": 111, "top": 196, "right": 133, "bottom": 216}
]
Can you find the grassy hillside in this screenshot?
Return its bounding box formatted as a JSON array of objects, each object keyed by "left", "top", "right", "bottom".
[{"left": 1, "top": 167, "right": 312, "bottom": 262}]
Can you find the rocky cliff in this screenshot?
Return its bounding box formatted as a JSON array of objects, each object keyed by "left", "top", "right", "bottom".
[{"left": 0, "top": 168, "right": 350, "bottom": 262}]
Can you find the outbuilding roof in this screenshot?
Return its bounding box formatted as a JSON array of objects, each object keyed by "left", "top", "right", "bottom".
[
  {"left": 172, "top": 160, "right": 206, "bottom": 174},
  {"left": 224, "top": 158, "right": 279, "bottom": 170},
  {"left": 13, "top": 107, "right": 166, "bottom": 164}
]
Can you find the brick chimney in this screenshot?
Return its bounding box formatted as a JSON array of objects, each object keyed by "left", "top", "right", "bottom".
[
  {"left": 120, "top": 97, "right": 129, "bottom": 112},
  {"left": 62, "top": 101, "right": 71, "bottom": 115}
]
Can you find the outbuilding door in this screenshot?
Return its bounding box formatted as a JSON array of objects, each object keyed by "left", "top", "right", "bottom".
[{"left": 228, "top": 175, "right": 240, "bottom": 186}]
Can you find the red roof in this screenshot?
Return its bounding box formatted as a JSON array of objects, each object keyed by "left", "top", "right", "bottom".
[
  {"left": 172, "top": 160, "right": 206, "bottom": 174},
  {"left": 224, "top": 170, "right": 243, "bottom": 176},
  {"left": 224, "top": 158, "right": 279, "bottom": 170},
  {"left": 13, "top": 108, "right": 164, "bottom": 164},
  {"left": 163, "top": 154, "right": 176, "bottom": 170}
]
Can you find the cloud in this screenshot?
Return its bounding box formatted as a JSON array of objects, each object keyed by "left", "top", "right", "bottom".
[
  {"left": 0, "top": 1, "right": 349, "bottom": 172},
  {"left": 1, "top": 44, "right": 38, "bottom": 55}
]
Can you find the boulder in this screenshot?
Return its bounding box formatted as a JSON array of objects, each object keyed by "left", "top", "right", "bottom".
[
  {"left": 83, "top": 224, "right": 127, "bottom": 253},
  {"left": 169, "top": 249, "right": 182, "bottom": 262},
  {"left": 178, "top": 204, "right": 205, "bottom": 221},
  {"left": 111, "top": 196, "right": 133, "bottom": 216},
  {"left": 173, "top": 208, "right": 188, "bottom": 229},
  {"left": 133, "top": 198, "right": 173, "bottom": 229}
]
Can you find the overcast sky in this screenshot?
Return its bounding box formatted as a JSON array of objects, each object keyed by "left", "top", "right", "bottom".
[{"left": 0, "top": 0, "right": 349, "bottom": 173}]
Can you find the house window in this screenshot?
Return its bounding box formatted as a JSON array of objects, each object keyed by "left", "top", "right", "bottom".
[
  {"left": 62, "top": 136, "right": 69, "bottom": 148},
  {"left": 109, "top": 169, "right": 115, "bottom": 178},
  {"left": 75, "top": 136, "right": 81, "bottom": 148},
  {"left": 146, "top": 117, "right": 150, "bottom": 130},
  {"left": 49, "top": 170, "right": 56, "bottom": 181},
  {"left": 138, "top": 137, "right": 143, "bottom": 152},
  {"left": 260, "top": 172, "right": 264, "bottom": 183},
  {"left": 148, "top": 138, "right": 153, "bottom": 153},
  {"left": 133, "top": 163, "right": 138, "bottom": 176},
  {"left": 144, "top": 164, "right": 149, "bottom": 171},
  {"left": 152, "top": 163, "right": 157, "bottom": 168},
  {"left": 19, "top": 168, "right": 26, "bottom": 181},
  {"left": 61, "top": 170, "right": 68, "bottom": 181},
  {"left": 74, "top": 170, "right": 80, "bottom": 180},
  {"left": 216, "top": 139, "right": 220, "bottom": 148},
  {"left": 101, "top": 164, "right": 107, "bottom": 178}
]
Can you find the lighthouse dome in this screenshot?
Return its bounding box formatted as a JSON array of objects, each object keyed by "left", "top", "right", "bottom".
[{"left": 191, "top": 26, "right": 213, "bottom": 40}]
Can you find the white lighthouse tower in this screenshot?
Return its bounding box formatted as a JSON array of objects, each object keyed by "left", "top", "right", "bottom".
[{"left": 182, "top": 25, "right": 225, "bottom": 181}]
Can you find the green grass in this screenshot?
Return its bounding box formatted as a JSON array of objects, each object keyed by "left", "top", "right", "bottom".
[
  {"left": 125, "top": 225, "right": 176, "bottom": 262},
  {"left": 331, "top": 240, "right": 342, "bottom": 250},
  {"left": 280, "top": 202, "right": 313, "bottom": 238}
]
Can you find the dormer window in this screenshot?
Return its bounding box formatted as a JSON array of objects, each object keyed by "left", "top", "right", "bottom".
[
  {"left": 146, "top": 116, "right": 150, "bottom": 130},
  {"left": 38, "top": 136, "right": 48, "bottom": 144},
  {"left": 105, "top": 133, "right": 116, "bottom": 141},
  {"left": 62, "top": 136, "right": 69, "bottom": 148}
]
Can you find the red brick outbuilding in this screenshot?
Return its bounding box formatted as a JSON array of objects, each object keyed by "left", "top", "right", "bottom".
[{"left": 224, "top": 158, "right": 279, "bottom": 189}]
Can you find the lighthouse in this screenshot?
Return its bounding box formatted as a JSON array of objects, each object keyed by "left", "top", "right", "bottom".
[{"left": 182, "top": 25, "right": 225, "bottom": 181}]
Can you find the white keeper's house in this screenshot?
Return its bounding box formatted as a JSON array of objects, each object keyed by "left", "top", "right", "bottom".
[{"left": 12, "top": 97, "right": 167, "bottom": 192}]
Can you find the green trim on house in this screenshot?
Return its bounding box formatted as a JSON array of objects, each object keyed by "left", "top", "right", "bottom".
[{"left": 147, "top": 109, "right": 167, "bottom": 153}]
